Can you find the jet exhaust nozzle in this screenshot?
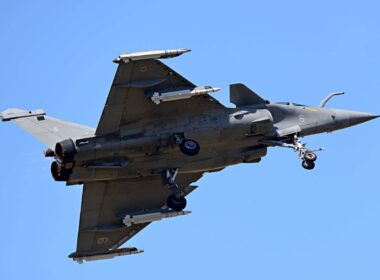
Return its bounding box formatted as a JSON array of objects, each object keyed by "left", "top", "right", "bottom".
[
  {"left": 51, "top": 161, "right": 72, "bottom": 181},
  {"left": 55, "top": 138, "right": 77, "bottom": 163}
]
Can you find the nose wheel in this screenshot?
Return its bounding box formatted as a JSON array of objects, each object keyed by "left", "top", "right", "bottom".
[
  {"left": 304, "top": 151, "right": 317, "bottom": 162},
  {"left": 164, "top": 169, "right": 187, "bottom": 211},
  {"left": 302, "top": 159, "right": 315, "bottom": 170}
]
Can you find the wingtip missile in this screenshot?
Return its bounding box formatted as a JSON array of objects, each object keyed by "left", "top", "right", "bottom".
[
  {"left": 0, "top": 108, "right": 46, "bottom": 122},
  {"left": 113, "top": 48, "right": 191, "bottom": 63},
  {"left": 69, "top": 247, "right": 144, "bottom": 264}
]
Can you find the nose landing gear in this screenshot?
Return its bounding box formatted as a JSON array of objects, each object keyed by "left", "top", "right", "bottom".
[
  {"left": 261, "top": 135, "right": 323, "bottom": 170},
  {"left": 164, "top": 169, "right": 187, "bottom": 211},
  {"left": 292, "top": 135, "right": 321, "bottom": 170}
]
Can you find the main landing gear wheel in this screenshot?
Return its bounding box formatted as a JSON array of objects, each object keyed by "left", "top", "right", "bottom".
[
  {"left": 164, "top": 168, "right": 187, "bottom": 211},
  {"left": 179, "top": 139, "right": 200, "bottom": 156},
  {"left": 302, "top": 160, "right": 315, "bottom": 170},
  {"left": 167, "top": 195, "right": 187, "bottom": 211}
]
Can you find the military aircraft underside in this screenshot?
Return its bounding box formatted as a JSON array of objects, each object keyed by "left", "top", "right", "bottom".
[{"left": 1, "top": 49, "right": 378, "bottom": 263}]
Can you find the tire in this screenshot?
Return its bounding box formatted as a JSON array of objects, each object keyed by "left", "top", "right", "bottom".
[
  {"left": 302, "top": 160, "right": 315, "bottom": 170},
  {"left": 179, "top": 139, "right": 200, "bottom": 156},
  {"left": 167, "top": 195, "right": 187, "bottom": 211},
  {"left": 304, "top": 152, "right": 317, "bottom": 162}
]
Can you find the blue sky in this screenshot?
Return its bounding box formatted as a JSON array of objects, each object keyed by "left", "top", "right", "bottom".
[{"left": 1, "top": 1, "right": 379, "bottom": 279}]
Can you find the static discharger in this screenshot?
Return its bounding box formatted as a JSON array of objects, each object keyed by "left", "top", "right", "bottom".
[
  {"left": 151, "top": 86, "right": 220, "bottom": 104},
  {"left": 122, "top": 209, "right": 191, "bottom": 227}
]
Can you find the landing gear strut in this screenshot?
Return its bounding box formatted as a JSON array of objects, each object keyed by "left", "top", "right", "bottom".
[{"left": 164, "top": 169, "right": 187, "bottom": 211}]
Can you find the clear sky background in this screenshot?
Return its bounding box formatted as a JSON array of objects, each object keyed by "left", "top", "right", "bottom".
[{"left": 0, "top": 1, "right": 379, "bottom": 279}]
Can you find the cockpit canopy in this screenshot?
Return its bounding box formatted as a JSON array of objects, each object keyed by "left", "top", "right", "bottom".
[{"left": 275, "top": 102, "right": 308, "bottom": 107}]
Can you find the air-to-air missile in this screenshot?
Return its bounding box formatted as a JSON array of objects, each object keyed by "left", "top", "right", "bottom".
[
  {"left": 114, "top": 48, "right": 191, "bottom": 63},
  {"left": 150, "top": 86, "right": 220, "bottom": 104},
  {"left": 122, "top": 210, "right": 191, "bottom": 227},
  {"left": 69, "top": 247, "right": 144, "bottom": 264}
]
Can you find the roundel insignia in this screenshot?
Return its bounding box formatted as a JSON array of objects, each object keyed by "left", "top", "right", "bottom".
[{"left": 97, "top": 237, "right": 109, "bottom": 245}]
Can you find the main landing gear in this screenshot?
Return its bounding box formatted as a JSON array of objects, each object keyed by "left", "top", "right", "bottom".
[
  {"left": 164, "top": 169, "right": 187, "bottom": 211},
  {"left": 174, "top": 134, "right": 200, "bottom": 156}
]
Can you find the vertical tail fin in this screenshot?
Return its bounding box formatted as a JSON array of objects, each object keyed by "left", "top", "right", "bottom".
[
  {"left": 1, "top": 108, "right": 95, "bottom": 148},
  {"left": 230, "top": 83, "right": 267, "bottom": 107}
]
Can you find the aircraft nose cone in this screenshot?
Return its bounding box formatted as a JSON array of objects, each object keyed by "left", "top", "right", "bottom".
[
  {"left": 332, "top": 109, "right": 379, "bottom": 130},
  {"left": 347, "top": 112, "right": 379, "bottom": 126}
]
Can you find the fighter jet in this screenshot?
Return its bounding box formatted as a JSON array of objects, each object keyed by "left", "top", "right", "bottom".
[{"left": 1, "top": 48, "right": 378, "bottom": 263}]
